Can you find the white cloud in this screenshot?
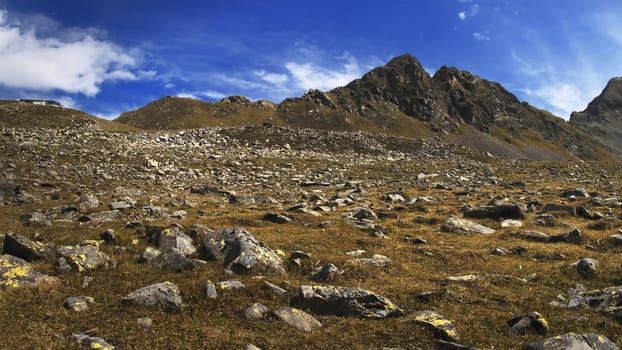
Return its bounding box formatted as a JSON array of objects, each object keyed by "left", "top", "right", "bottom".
[
  {"left": 200, "top": 90, "right": 227, "bottom": 99},
  {"left": 285, "top": 56, "right": 363, "bottom": 91},
  {"left": 458, "top": 12, "right": 467, "bottom": 20},
  {"left": 164, "top": 83, "right": 175, "bottom": 89},
  {"left": 176, "top": 93, "right": 197, "bottom": 99},
  {"left": 176, "top": 90, "right": 227, "bottom": 100},
  {"left": 526, "top": 83, "right": 585, "bottom": 117},
  {"left": 0, "top": 9, "right": 152, "bottom": 96},
  {"left": 473, "top": 32, "right": 490, "bottom": 41},
  {"left": 254, "top": 70, "right": 288, "bottom": 85}
]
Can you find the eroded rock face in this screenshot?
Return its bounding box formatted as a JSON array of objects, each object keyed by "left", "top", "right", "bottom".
[
  {"left": 0, "top": 254, "right": 58, "bottom": 289},
  {"left": 202, "top": 227, "right": 285, "bottom": 275},
  {"left": 122, "top": 281, "right": 182, "bottom": 311},
  {"left": 525, "top": 333, "right": 618, "bottom": 350},
  {"left": 294, "top": 285, "right": 403, "bottom": 318}
]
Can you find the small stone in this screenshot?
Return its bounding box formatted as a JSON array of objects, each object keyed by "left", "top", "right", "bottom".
[
  {"left": 244, "top": 303, "right": 269, "bottom": 319},
  {"left": 262, "top": 212, "right": 292, "bottom": 224},
  {"left": 101, "top": 229, "right": 116, "bottom": 244},
  {"left": 607, "top": 233, "right": 622, "bottom": 245},
  {"left": 73, "top": 333, "right": 114, "bottom": 350},
  {"left": 141, "top": 247, "right": 161, "bottom": 262},
  {"left": 137, "top": 317, "right": 153, "bottom": 331},
  {"left": 572, "top": 258, "right": 598, "bottom": 276},
  {"left": 204, "top": 280, "right": 218, "bottom": 299},
  {"left": 309, "top": 263, "right": 339, "bottom": 282},
  {"left": 501, "top": 219, "right": 522, "bottom": 228},
  {"left": 508, "top": 311, "right": 549, "bottom": 335},
  {"left": 447, "top": 275, "right": 485, "bottom": 282},
  {"left": 273, "top": 307, "right": 322, "bottom": 332},
  {"left": 262, "top": 281, "right": 287, "bottom": 296},
  {"left": 442, "top": 216, "right": 495, "bottom": 235},
  {"left": 217, "top": 280, "right": 246, "bottom": 291},
  {"left": 345, "top": 249, "right": 366, "bottom": 257},
  {"left": 64, "top": 296, "right": 95, "bottom": 312}
]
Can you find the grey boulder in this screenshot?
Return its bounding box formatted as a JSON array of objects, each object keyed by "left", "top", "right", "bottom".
[{"left": 202, "top": 227, "right": 285, "bottom": 275}]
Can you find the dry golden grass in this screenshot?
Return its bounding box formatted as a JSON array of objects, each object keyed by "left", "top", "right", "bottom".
[{"left": 0, "top": 134, "right": 621, "bottom": 349}]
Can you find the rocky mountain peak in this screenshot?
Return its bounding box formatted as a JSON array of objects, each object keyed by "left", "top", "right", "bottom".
[
  {"left": 569, "top": 77, "right": 622, "bottom": 154},
  {"left": 572, "top": 77, "right": 622, "bottom": 122},
  {"left": 337, "top": 53, "right": 447, "bottom": 121}
]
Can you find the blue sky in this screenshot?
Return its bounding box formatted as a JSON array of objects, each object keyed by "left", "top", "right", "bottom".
[{"left": 0, "top": 1, "right": 621, "bottom": 120}]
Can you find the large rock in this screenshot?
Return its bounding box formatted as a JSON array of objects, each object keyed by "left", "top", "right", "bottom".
[
  {"left": 202, "top": 227, "right": 285, "bottom": 275},
  {"left": 508, "top": 311, "right": 549, "bottom": 335},
  {"left": 565, "top": 285, "right": 622, "bottom": 317},
  {"left": 3, "top": 231, "right": 53, "bottom": 261},
  {"left": 122, "top": 281, "right": 182, "bottom": 311},
  {"left": 273, "top": 307, "right": 322, "bottom": 332},
  {"left": 463, "top": 204, "right": 524, "bottom": 220},
  {"left": 442, "top": 216, "right": 495, "bottom": 235},
  {"left": 56, "top": 244, "right": 114, "bottom": 272},
  {"left": 0, "top": 254, "right": 58, "bottom": 289},
  {"left": 149, "top": 248, "right": 196, "bottom": 272},
  {"left": 525, "top": 333, "right": 618, "bottom": 350},
  {"left": 294, "top": 285, "right": 403, "bottom": 318},
  {"left": 147, "top": 226, "right": 197, "bottom": 256}
]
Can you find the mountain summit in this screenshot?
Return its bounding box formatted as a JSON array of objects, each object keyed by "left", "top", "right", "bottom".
[{"left": 570, "top": 78, "right": 622, "bottom": 153}]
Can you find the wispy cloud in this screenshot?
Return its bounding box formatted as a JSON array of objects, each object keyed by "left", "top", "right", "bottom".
[
  {"left": 473, "top": 32, "right": 490, "bottom": 41},
  {"left": 458, "top": 3, "right": 479, "bottom": 21},
  {"left": 497, "top": 4, "right": 622, "bottom": 119},
  {"left": 0, "top": 9, "right": 153, "bottom": 97},
  {"left": 285, "top": 55, "right": 363, "bottom": 91}
]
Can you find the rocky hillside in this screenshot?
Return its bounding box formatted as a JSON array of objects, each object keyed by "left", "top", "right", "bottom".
[
  {"left": 1, "top": 121, "right": 622, "bottom": 349},
  {"left": 570, "top": 78, "right": 622, "bottom": 154},
  {"left": 115, "top": 55, "right": 618, "bottom": 161},
  {"left": 115, "top": 95, "right": 276, "bottom": 130},
  {"left": 0, "top": 100, "right": 134, "bottom": 132}
]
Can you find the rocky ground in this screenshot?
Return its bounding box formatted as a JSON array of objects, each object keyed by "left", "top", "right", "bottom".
[{"left": 1, "top": 123, "right": 622, "bottom": 349}]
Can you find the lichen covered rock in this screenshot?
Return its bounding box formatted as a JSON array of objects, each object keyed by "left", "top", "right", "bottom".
[
  {"left": 413, "top": 310, "right": 459, "bottom": 341},
  {"left": 0, "top": 254, "right": 58, "bottom": 289},
  {"left": 56, "top": 244, "right": 114, "bottom": 272}
]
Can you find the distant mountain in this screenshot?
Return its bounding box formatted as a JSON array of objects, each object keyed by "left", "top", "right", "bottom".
[
  {"left": 0, "top": 100, "right": 134, "bottom": 131},
  {"left": 570, "top": 78, "right": 622, "bottom": 154},
  {"left": 114, "top": 54, "right": 617, "bottom": 161}
]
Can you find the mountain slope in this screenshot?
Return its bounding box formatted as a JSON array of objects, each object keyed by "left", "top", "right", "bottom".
[
  {"left": 569, "top": 78, "right": 622, "bottom": 153},
  {"left": 115, "top": 96, "right": 276, "bottom": 130},
  {"left": 0, "top": 100, "right": 135, "bottom": 132}
]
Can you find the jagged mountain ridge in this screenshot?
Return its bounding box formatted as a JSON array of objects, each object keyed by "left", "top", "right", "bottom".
[
  {"left": 570, "top": 77, "right": 622, "bottom": 154},
  {"left": 57, "top": 54, "right": 622, "bottom": 160}
]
